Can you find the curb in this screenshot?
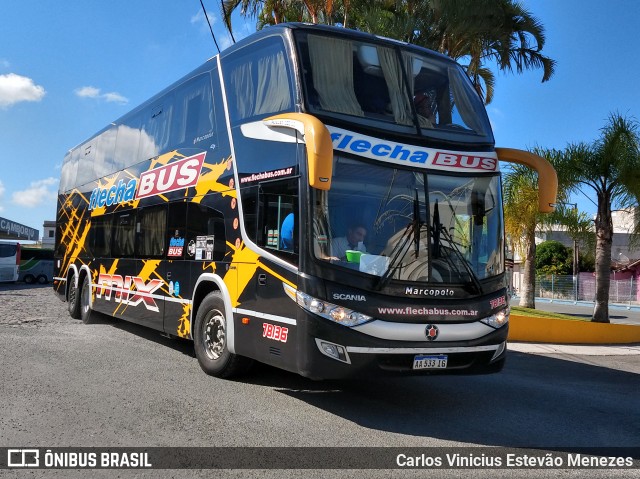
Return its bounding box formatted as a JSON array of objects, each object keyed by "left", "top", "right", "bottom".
[{"left": 508, "top": 314, "right": 640, "bottom": 344}]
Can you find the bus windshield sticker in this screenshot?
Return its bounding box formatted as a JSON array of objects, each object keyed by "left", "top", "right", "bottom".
[{"left": 327, "top": 126, "right": 498, "bottom": 172}]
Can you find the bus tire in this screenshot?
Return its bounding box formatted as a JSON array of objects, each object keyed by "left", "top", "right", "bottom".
[
  {"left": 193, "top": 291, "right": 252, "bottom": 378},
  {"left": 23, "top": 274, "right": 35, "bottom": 284},
  {"left": 37, "top": 274, "right": 48, "bottom": 284},
  {"left": 67, "top": 272, "right": 81, "bottom": 319},
  {"left": 80, "top": 275, "right": 95, "bottom": 324}
]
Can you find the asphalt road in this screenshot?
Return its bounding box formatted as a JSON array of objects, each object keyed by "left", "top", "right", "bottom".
[{"left": 1, "top": 283, "right": 639, "bottom": 479}]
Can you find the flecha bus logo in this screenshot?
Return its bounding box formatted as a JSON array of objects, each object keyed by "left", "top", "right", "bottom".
[
  {"left": 136, "top": 152, "right": 206, "bottom": 199},
  {"left": 88, "top": 152, "right": 207, "bottom": 210},
  {"left": 431, "top": 152, "right": 497, "bottom": 171}
]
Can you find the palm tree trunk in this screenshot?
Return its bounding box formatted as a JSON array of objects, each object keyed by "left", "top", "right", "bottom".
[
  {"left": 593, "top": 200, "right": 612, "bottom": 323},
  {"left": 519, "top": 235, "right": 536, "bottom": 308}
]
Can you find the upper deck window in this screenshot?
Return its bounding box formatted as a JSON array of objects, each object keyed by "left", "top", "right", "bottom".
[
  {"left": 295, "top": 31, "right": 493, "bottom": 145},
  {"left": 222, "top": 36, "right": 294, "bottom": 126}
]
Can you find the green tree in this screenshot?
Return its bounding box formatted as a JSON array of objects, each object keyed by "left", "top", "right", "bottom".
[
  {"left": 546, "top": 203, "right": 595, "bottom": 275},
  {"left": 352, "top": 0, "right": 556, "bottom": 103},
  {"left": 503, "top": 148, "right": 567, "bottom": 308},
  {"left": 535, "top": 240, "right": 571, "bottom": 275},
  {"left": 557, "top": 113, "right": 640, "bottom": 323},
  {"left": 220, "top": 0, "right": 556, "bottom": 104}
]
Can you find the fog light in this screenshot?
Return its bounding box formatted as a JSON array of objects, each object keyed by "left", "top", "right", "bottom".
[
  {"left": 321, "top": 342, "right": 339, "bottom": 358},
  {"left": 316, "top": 339, "right": 351, "bottom": 364}
]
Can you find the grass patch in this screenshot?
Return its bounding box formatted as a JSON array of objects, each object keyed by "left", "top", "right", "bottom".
[{"left": 511, "top": 306, "right": 590, "bottom": 321}]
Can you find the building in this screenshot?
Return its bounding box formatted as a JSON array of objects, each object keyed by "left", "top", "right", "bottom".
[
  {"left": 43, "top": 221, "right": 56, "bottom": 248},
  {"left": 510, "top": 208, "right": 640, "bottom": 298},
  {"left": 0, "top": 216, "right": 39, "bottom": 242}
]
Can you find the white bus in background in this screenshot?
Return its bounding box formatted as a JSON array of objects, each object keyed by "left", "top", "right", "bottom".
[{"left": 0, "top": 240, "right": 21, "bottom": 283}]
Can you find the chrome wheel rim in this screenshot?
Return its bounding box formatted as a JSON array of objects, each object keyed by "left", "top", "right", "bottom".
[
  {"left": 81, "top": 281, "right": 90, "bottom": 315},
  {"left": 203, "top": 310, "right": 226, "bottom": 360}
]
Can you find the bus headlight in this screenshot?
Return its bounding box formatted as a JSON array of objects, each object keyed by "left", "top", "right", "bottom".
[
  {"left": 295, "top": 291, "right": 373, "bottom": 327},
  {"left": 480, "top": 307, "right": 510, "bottom": 329}
]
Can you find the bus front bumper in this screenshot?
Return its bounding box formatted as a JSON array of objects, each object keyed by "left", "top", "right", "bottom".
[{"left": 296, "top": 315, "right": 509, "bottom": 380}]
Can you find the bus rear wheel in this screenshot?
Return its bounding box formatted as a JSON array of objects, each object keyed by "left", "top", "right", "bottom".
[
  {"left": 67, "top": 272, "right": 81, "bottom": 319},
  {"left": 23, "top": 274, "right": 35, "bottom": 284},
  {"left": 193, "top": 292, "right": 252, "bottom": 378},
  {"left": 80, "top": 275, "right": 95, "bottom": 324}
]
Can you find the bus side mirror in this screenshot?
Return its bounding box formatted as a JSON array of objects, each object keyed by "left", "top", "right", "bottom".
[
  {"left": 263, "top": 113, "right": 333, "bottom": 190},
  {"left": 495, "top": 147, "right": 558, "bottom": 213}
]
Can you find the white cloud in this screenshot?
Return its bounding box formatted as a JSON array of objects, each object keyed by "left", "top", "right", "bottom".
[
  {"left": 0, "top": 73, "right": 46, "bottom": 108},
  {"left": 11, "top": 177, "right": 58, "bottom": 208},
  {"left": 102, "top": 92, "right": 128, "bottom": 104},
  {"left": 75, "top": 85, "right": 128, "bottom": 104},
  {"left": 75, "top": 86, "right": 101, "bottom": 98},
  {"left": 191, "top": 9, "right": 218, "bottom": 26}
]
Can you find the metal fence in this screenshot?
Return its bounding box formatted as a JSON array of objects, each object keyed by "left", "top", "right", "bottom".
[{"left": 534, "top": 274, "right": 637, "bottom": 304}]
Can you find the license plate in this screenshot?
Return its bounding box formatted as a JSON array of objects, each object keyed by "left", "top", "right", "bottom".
[{"left": 413, "top": 354, "right": 448, "bottom": 370}]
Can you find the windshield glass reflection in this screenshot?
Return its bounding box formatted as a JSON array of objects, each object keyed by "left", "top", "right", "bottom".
[{"left": 312, "top": 156, "right": 504, "bottom": 285}]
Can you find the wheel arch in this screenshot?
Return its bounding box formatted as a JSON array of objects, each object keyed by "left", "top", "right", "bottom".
[
  {"left": 65, "top": 264, "right": 80, "bottom": 301},
  {"left": 191, "top": 273, "right": 236, "bottom": 354}
]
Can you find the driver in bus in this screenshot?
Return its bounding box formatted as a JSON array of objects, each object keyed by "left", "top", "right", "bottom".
[{"left": 331, "top": 223, "right": 367, "bottom": 260}]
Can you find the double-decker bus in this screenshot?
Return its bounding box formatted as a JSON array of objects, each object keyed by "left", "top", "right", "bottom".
[
  {"left": 0, "top": 240, "right": 21, "bottom": 283},
  {"left": 54, "top": 23, "right": 557, "bottom": 379}
]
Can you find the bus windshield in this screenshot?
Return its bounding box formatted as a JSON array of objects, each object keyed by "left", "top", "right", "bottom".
[
  {"left": 312, "top": 156, "right": 504, "bottom": 285},
  {"left": 295, "top": 31, "right": 493, "bottom": 144}
]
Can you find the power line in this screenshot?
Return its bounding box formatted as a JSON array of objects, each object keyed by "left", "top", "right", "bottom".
[{"left": 199, "top": 0, "right": 220, "bottom": 54}]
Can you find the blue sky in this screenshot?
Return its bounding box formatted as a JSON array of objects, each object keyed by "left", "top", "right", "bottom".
[{"left": 1, "top": 0, "right": 639, "bottom": 239}]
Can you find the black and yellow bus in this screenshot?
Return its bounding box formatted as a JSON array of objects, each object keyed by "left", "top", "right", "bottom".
[{"left": 54, "top": 23, "right": 557, "bottom": 379}]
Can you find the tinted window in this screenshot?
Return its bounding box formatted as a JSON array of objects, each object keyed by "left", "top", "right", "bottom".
[
  {"left": 244, "top": 179, "right": 298, "bottom": 264},
  {"left": 90, "top": 215, "right": 113, "bottom": 257},
  {"left": 141, "top": 97, "right": 174, "bottom": 158},
  {"left": 188, "top": 204, "right": 226, "bottom": 261},
  {"left": 136, "top": 206, "right": 167, "bottom": 258},
  {"left": 172, "top": 74, "right": 215, "bottom": 149},
  {"left": 111, "top": 212, "right": 135, "bottom": 257},
  {"left": 114, "top": 113, "right": 143, "bottom": 170},
  {"left": 223, "top": 36, "right": 293, "bottom": 125},
  {"left": 0, "top": 244, "right": 18, "bottom": 258}
]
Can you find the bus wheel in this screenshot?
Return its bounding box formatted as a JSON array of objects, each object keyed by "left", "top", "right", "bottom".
[
  {"left": 23, "top": 274, "right": 35, "bottom": 284},
  {"left": 37, "top": 274, "right": 48, "bottom": 284},
  {"left": 193, "top": 292, "right": 252, "bottom": 378},
  {"left": 67, "top": 272, "right": 81, "bottom": 319},
  {"left": 80, "top": 275, "right": 95, "bottom": 324}
]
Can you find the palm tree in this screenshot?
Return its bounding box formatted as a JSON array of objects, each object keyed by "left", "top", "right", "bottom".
[
  {"left": 547, "top": 204, "right": 595, "bottom": 275},
  {"left": 557, "top": 113, "right": 640, "bottom": 323},
  {"left": 503, "top": 162, "right": 540, "bottom": 308},
  {"left": 219, "top": 0, "right": 555, "bottom": 103},
  {"left": 352, "top": 0, "right": 556, "bottom": 104},
  {"left": 503, "top": 147, "right": 567, "bottom": 308}
]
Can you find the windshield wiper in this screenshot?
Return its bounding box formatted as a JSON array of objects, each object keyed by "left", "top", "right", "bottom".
[
  {"left": 435, "top": 219, "right": 483, "bottom": 295},
  {"left": 375, "top": 221, "right": 416, "bottom": 291},
  {"left": 413, "top": 188, "right": 421, "bottom": 258},
  {"left": 376, "top": 190, "right": 423, "bottom": 291}
]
